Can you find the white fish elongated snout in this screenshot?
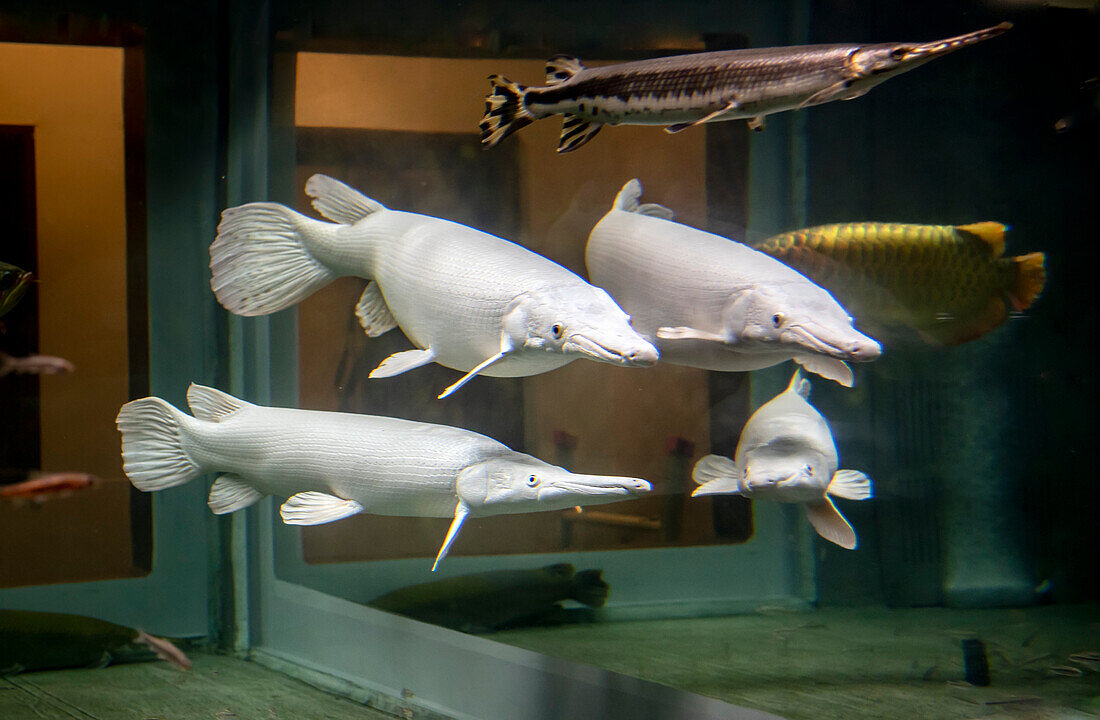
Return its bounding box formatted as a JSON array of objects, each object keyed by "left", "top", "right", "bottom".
[
  {"left": 539, "top": 475, "right": 652, "bottom": 505},
  {"left": 784, "top": 324, "right": 882, "bottom": 362},
  {"left": 565, "top": 333, "right": 659, "bottom": 367}
]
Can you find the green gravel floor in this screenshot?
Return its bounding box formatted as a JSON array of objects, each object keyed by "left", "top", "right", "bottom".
[
  {"left": 493, "top": 603, "right": 1100, "bottom": 720},
  {"left": 0, "top": 652, "right": 394, "bottom": 720}
]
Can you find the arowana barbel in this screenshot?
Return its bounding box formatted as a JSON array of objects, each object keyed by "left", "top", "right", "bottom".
[
  {"left": 751, "top": 221, "right": 1046, "bottom": 346},
  {"left": 481, "top": 23, "right": 1011, "bottom": 152},
  {"left": 116, "top": 385, "right": 651, "bottom": 570}
]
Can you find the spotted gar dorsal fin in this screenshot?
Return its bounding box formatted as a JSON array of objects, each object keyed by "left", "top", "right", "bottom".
[{"left": 545, "top": 55, "right": 585, "bottom": 85}]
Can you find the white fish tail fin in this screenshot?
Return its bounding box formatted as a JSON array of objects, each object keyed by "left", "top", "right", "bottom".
[
  {"left": 134, "top": 631, "right": 192, "bottom": 671},
  {"left": 210, "top": 202, "right": 338, "bottom": 317},
  {"left": 480, "top": 75, "right": 535, "bottom": 148},
  {"left": 116, "top": 398, "right": 202, "bottom": 492},
  {"left": 305, "top": 174, "right": 386, "bottom": 224},
  {"left": 804, "top": 498, "right": 858, "bottom": 549},
  {"left": 611, "top": 179, "right": 674, "bottom": 218},
  {"left": 545, "top": 54, "right": 585, "bottom": 85},
  {"left": 691, "top": 454, "right": 739, "bottom": 486},
  {"left": 794, "top": 355, "right": 853, "bottom": 387},
  {"left": 786, "top": 369, "right": 812, "bottom": 399},
  {"left": 828, "top": 469, "right": 873, "bottom": 500},
  {"left": 186, "top": 383, "right": 250, "bottom": 422}
]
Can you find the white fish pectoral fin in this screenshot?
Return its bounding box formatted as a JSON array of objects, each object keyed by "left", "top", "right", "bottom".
[
  {"left": 279, "top": 492, "right": 364, "bottom": 525},
  {"left": 691, "top": 480, "right": 742, "bottom": 498},
  {"left": 370, "top": 348, "right": 437, "bottom": 379},
  {"left": 355, "top": 282, "right": 398, "bottom": 337},
  {"left": 665, "top": 99, "right": 741, "bottom": 134},
  {"left": 656, "top": 326, "right": 728, "bottom": 343},
  {"left": 433, "top": 501, "right": 470, "bottom": 572},
  {"left": 794, "top": 356, "right": 853, "bottom": 387},
  {"left": 692, "top": 454, "right": 739, "bottom": 486},
  {"left": 304, "top": 174, "right": 386, "bottom": 224},
  {"left": 207, "top": 474, "right": 264, "bottom": 514},
  {"left": 804, "top": 498, "right": 857, "bottom": 550},
  {"left": 437, "top": 350, "right": 509, "bottom": 400},
  {"left": 828, "top": 470, "right": 873, "bottom": 501}
]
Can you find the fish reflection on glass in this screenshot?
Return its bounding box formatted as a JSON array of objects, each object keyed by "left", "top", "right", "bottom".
[
  {"left": 0, "top": 472, "right": 99, "bottom": 505},
  {"left": 210, "top": 174, "right": 657, "bottom": 400},
  {"left": 0, "top": 261, "right": 33, "bottom": 319},
  {"left": 693, "top": 371, "right": 873, "bottom": 549},
  {"left": 0, "top": 610, "right": 191, "bottom": 674},
  {"left": 481, "top": 23, "right": 1010, "bottom": 152},
  {"left": 752, "top": 221, "right": 1046, "bottom": 346},
  {"left": 586, "top": 180, "right": 880, "bottom": 387},
  {"left": 368, "top": 563, "right": 609, "bottom": 632},
  {"left": 116, "top": 385, "right": 650, "bottom": 571},
  {"left": 0, "top": 352, "right": 75, "bottom": 378}
]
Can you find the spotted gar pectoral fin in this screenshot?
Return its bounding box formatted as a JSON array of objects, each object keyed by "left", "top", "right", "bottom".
[
  {"left": 356, "top": 282, "right": 398, "bottom": 337},
  {"left": 558, "top": 114, "right": 603, "bottom": 153},
  {"left": 280, "top": 492, "right": 364, "bottom": 525},
  {"left": 433, "top": 501, "right": 470, "bottom": 572},
  {"left": 369, "top": 347, "right": 436, "bottom": 379},
  {"left": 793, "top": 355, "right": 854, "bottom": 388},
  {"left": 804, "top": 497, "right": 857, "bottom": 550},
  {"left": 665, "top": 99, "right": 740, "bottom": 134}
]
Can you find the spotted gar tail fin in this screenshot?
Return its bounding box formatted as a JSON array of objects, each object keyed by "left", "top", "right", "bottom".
[
  {"left": 480, "top": 75, "right": 535, "bottom": 148},
  {"left": 1008, "top": 252, "right": 1046, "bottom": 311},
  {"left": 210, "top": 203, "right": 339, "bottom": 316},
  {"left": 116, "top": 397, "right": 202, "bottom": 492}
]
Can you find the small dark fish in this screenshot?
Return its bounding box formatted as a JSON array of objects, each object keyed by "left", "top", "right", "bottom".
[
  {"left": 0, "top": 472, "right": 100, "bottom": 505},
  {"left": 481, "top": 23, "right": 1011, "bottom": 152},
  {"left": 1055, "top": 78, "right": 1100, "bottom": 133},
  {"left": 367, "top": 563, "right": 609, "bottom": 633},
  {"left": 0, "top": 609, "right": 191, "bottom": 674},
  {"left": 0, "top": 352, "right": 75, "bottom": 377},
  {"left": 0, "top": 261, "right": 34, "bottom": 319}
]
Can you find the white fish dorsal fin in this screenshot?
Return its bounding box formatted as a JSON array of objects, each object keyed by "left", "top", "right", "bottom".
[
  {"left": 545, "top": 54, "right": 585, "bottom": 85},
  {"left": 304, "top": 174, "right": 386, "bottom": 225},
  {"left": 804, "top": 497, "right": 858, "bottom": 549},
  {"left": 656, "top": 326, "right": 728, "bottom": 343},
  {"left": 355, "top": 282, "right": 398, "bottom": 337},
  {"left": 786, "top": 369, "right": 812, "bottom": 399},
  {"left": 207, "top": 474, "right": 264, "bottom": 514},
  {"left": 828, "top": 470, "right": 873, "bottom": 501},
  {"left": 636, "top": 203, "right": 674, "bottom": 220},
  {"left": 433, "top": 501, "right": 470, "bottom": 571},
  {"left": 280, "top": 492, "right": 364, "bottom": 525},
  {"left": 187, "top": 384, "right": 248, "bottom": 422},
  {"left": 692, "top": 454, "right": 738, "bottom": 486},
  {"left": 794, "top": 356, "right": 853, "bottom": 387},
  {"left": 610, "top": 179, "right": 674, "bottom": 218},
  {"left": 369, "top": 348, "right": 437, "bottom": 379}
]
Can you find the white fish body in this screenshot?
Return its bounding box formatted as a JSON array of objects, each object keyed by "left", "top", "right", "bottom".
[
  {"left": 211, "top": 175, "right": 657, "bottom": 398},
  {"left": 116, "top": 385, "right": 650, "bottom": 569},
  {"left": 585, "top": 180, "right": 881, "bottom": 387},
  {"left": 691, "top": 371, "right": 873, "bottom": 549}
]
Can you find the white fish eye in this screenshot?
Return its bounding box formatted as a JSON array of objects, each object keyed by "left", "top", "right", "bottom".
[
  {"left": 772, "top": 313, "right": 785, "bottom": 328},
  {"left": 551, "top": 323, "right": 564, "bottom": 339},
  {"left": 804, "top": 465, "right": 813, "bottom": 476},
  {"left": 526, "top": 474, "right": 540, "bottom": 487}
]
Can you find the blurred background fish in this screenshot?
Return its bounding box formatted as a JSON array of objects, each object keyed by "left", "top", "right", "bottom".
[
  {"left": 0, "top": 261, "right": 34, "bottom": 320},
  {"left": 367, "top": 563, "right": 609, "bottom": 633},
  {"left": 752, "top": 222, "right": 1046, "bottom": 346},
  {"left": 0, "top": 609, "right": 191, "bottom": 673},
  {"left": 0, "top": 472, "right": 100, "bottom": 506},
  {"left": 0, "top": 351, "right": 75, "bottom": 377}
]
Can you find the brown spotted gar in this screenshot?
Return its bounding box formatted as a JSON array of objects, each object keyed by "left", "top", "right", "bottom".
[
  {"left": 480, "top": 23, "right": 1010, "bottom": 152},
  {"left": 752, "top": 222, "right": 1046, "bottom": 346}
]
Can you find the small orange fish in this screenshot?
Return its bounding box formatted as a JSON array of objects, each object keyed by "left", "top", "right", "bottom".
[
  {"left": 752, "top": 222, "right": 1046, "bottom": 346},
  {"left": 0, "top": 472, "right": 99, "bottom": 504}
]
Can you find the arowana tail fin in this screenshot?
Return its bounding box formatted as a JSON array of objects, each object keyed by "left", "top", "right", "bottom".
[
  {"left": 1007, "top": 251, "right": 1046, "bottom": 312},
  {"left": 116, "top": 398, "right": 202, "bottom": 492},
  {"left": 480, "top": 75, "right": 535, "bottom": 148},
  {"left": 210, "top": 202, "right": 337, "bottom": 317},
  {"left": 570, "top": 569, "right": 610, "bottom": 608}
]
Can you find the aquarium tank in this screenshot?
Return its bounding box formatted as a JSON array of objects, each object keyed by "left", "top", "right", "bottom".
[{"left": 1, "top": 1, "right": 1097, "bottom": 718}]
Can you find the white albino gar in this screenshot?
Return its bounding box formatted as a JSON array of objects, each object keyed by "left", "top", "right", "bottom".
[
  {"left": 210, "top": 174, "right": 658, "bottom": 399},
  {"left": 692, "top": 371, "right": 873, "bottom": 549},
  {"left": 116, "top": 385, "right": 651, "bottom": 570},
  {"left": 585, "top": 179, "right": 882, "bottom": 386}
]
